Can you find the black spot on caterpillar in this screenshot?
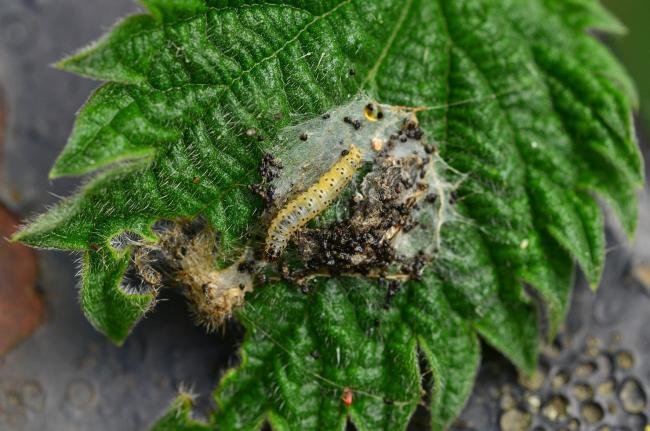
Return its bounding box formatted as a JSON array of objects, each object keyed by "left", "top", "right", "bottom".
[{"left": 265, "top": 144, "right": 363, "bottom": 259}]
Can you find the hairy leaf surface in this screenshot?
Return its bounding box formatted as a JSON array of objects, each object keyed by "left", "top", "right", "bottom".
[{"left": 15, "top": 0, "right": 641, "bottom": 429}]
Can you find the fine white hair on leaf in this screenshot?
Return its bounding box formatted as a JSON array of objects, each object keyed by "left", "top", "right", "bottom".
[{"left": 109, "top": 231, "right": 144, "bottom": 251}]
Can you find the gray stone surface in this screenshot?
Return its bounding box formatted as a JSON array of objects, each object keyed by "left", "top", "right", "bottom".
[
  {"left": 0, "top": 1, "right": 648, "bottom": 430},
  {"left": 450, "top": 231, "right": 650, "bottom": 431}
]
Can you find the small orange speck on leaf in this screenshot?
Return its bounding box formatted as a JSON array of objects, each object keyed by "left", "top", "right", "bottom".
[{"left": 341, "top": 387, "right": 353, "bottom": 407}]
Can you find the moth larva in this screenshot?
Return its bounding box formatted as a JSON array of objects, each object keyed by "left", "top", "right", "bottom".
[{"left": 265, "top": 144, "right": 363, "bottom": 259}]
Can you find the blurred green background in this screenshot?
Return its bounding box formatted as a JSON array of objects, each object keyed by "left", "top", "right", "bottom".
[{"left": 603, "top": 0, "right": 650, "bottom": 130}]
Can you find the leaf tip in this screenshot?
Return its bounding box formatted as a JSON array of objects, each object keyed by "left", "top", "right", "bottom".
[
  {"left": 139, "top": 0, "right": 208, "bottom": 23},
  {"left": 48, "top": 159, "right": 80, "bottom": 179},
  {"left": 48, "top": 166, "right": 64, "bottom": 180},
  {"left": 51, "top": 57, "right": 70, "bottom": 72},
  {"left": 7, "top": 231, "right": 22, "bottom": 244},
  {"left": 521, "top": 353, "right": 539, "bottom": 377},
  {"left": 620, "top": 208, "right": 639, "bottom": 242},
  {"left": 107, "top": 333, "right": 128, "bottom": 346},
  {"left": 52, "top": 49, "right": 91, "bottom": 75},
  {"left": 10, "top": 225, "right": 42, "bottom": 248},
  {"left": 584, "top": 262, "right": 604, "bottom": 294},
  {"left": 594, "top": 7, "right": 628, "bottom": 35}
]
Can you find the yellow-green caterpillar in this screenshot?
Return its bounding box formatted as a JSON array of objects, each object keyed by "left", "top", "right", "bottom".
[{"left": 265, "top": 144, "right": 363, "bottom": 259}]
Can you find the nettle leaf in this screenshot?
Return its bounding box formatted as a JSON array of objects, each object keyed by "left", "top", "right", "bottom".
[
  {"left": 216, "top": 276, "right": 477, "bottom": 431},
  {"left": 14, "top": 0, "right": 642, "bottom": 429},
  {"left": 152, "top": 393, "right": 210, "bottom": 431},
  {"left": 82, "top": 244, "right": 154, "bottom": 343}
]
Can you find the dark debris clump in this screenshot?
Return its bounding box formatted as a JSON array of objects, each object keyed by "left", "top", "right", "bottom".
[
  {"left": 251, "top": 153, "right": 283, "bottom": 204},
  {"left": 285, "top": 124, "right": 434, "bottom": 283}
]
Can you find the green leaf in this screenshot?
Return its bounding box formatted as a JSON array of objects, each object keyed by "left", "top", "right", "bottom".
[
  {"left": 216, "top": 277, "right": 478, "bottom": 430},
  {"left": 403, "top": 274, "right": 480, "bottom": 429},
  {"left": 82, "top": 245, "right": 154, "bottom": 344},
  {"left": 15, "top": 0, "right": 641, "bottom": 429},
  {"left": 141, "top": 0, "right": 209, "bottom": 23},
  {"left": 216, "top": 280, "right": 420, "bottom": 431},
  {"left": 152, "top": 393, "right": 210, "bottom": 431},
  {"left": 541, "top": 0, "right": 627, "bottom": 35},
  {"left": 49, "top": 83, "right": 174, "bottom": 178}
]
